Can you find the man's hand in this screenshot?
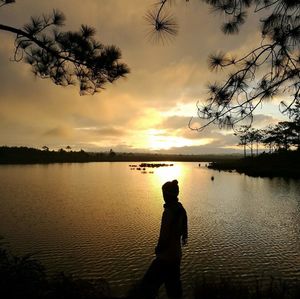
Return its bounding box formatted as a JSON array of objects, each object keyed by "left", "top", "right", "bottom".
[{"left": 182, "top": 238, "right": 187, "bottom": 246}]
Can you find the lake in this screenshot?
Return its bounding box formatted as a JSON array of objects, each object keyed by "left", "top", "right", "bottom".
[{"left": 0, "top": 162, "right": 300, "bottom": 298}]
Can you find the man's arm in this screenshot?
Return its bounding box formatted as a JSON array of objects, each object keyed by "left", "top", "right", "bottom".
[
  {"left": 181, "top": 208, "right": 188, "bottom": 246},
  {"left": 155, "top": 209, "right": 172, "bottom": 254}
]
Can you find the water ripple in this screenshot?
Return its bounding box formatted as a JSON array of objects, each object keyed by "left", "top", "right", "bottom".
[{"left": 0, "top": 163, "right": 300, "bottom": 298}]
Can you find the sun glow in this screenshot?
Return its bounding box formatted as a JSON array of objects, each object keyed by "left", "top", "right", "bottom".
[
  {"left": 152, "top": 163, "right": 186, "bottom": 186},
  {"left": 145, "top": 129, "right": 194, "bottom": 150}
]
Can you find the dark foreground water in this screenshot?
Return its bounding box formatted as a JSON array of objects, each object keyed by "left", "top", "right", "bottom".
[{"left": 0, "top": 162, "right": 300, "bottom": 298}]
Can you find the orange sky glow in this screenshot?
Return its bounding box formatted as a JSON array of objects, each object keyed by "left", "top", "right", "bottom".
[{"left": 0, "top": 0, "right": 288, "bottom": 154}]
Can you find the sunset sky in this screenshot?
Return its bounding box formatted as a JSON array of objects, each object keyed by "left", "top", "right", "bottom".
[{"left": 0, "top": 0, "right": 287, "bottom": 154}]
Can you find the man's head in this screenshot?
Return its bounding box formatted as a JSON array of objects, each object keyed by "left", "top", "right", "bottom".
[{"left": 162, "top": 180, "right": 179, "bottom": 202}]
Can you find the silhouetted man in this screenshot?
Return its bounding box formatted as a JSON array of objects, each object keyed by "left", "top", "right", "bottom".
[{"left": 141, "top": 180, "right": 188, "bottom": 299}]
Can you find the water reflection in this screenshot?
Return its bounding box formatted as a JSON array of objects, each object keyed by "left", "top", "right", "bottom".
[
  {"left": 151, "top": 163, "right": 186, "bottom": 185},
  {"left": 0, "top": 162, "right": 300, "bottom": 298}
]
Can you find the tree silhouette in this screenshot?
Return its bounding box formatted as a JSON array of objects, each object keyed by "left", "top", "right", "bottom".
[
  {"left": 282, "top": 99, "right": 300, "bottom": 150},
  {"left": 145, "top": 0, "right": 179, "bottom": 44},
  {"left": 261, "top": 125, "right": 277, "bottom": 153},
  {"left": 252, "top": 129, "right": 262, "bottom": 156},
  {"left": 235, "top": 116, "right": 299, "bottom": 154},
  {"left": 147, "top": 0, "right": 300, "bottom": 130},
  {"left": 273, "top": 122, "right": 295, "bottom": 151},
  {"left": 0, "top": 1, "right": 129, "bottom": 95},
  {"left": 109, "top": 148, "right": 116, "bottom": 157},
  {"left": 234, "top": 126, "right": 249, "bottom": 157}
]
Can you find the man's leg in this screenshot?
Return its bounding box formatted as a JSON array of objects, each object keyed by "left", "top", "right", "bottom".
[
  {"left": 164, "top": 260, "right": 182, "bottom": 299},
  {"left": 139, "top": 258, "right": 165, "bottom": 299}
]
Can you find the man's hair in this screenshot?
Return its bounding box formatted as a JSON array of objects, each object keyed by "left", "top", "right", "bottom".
[{"left": 162, "top": 180, "right": 179, "bottom": 202}]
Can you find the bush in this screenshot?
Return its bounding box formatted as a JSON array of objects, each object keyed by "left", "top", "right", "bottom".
[{"left": 0, "top": 240, "right": 114, "bottom": 299}]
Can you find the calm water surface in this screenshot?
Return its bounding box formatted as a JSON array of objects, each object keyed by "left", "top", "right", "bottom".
[{"left": 0, "top": 162, "right": 300, "bottom": 297}]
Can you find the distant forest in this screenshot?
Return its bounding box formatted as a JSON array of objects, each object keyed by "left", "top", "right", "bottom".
[{"left": 0, "top": 146, "right": 240, "bottom": 164}]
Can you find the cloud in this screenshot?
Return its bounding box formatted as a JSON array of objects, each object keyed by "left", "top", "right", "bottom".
[
  {"left": 76, "top": 126, "right": 126, "bottom": 137},
  {"left": 43, "top": 126, "right": 73, "bottom": 138},
  {"left": 252, "top": 114, "right": 282, "bottom": 128},
  {"left": 157, "top": 145, "right": 242, "bottom": 155},
  {"left": 0, "top": 0, "right": 284, "bottom": 153},
  {"left": 157, "top": 116, "right": 191, "bottom": 130}
]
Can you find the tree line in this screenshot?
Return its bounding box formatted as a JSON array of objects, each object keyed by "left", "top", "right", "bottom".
[{"left": 235, "top": 101, "right": 300, "bottom": 157}]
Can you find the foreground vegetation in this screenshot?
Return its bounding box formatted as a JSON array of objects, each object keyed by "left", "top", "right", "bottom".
[
  {"left": 1, "top": 241, "right": 300, "bottom": 299},
  {"left": 194, "top": 275, "right": 300, "bottom": 299},
  {"left": 0, "top": 241, "right": 114, "bottom": 299}
]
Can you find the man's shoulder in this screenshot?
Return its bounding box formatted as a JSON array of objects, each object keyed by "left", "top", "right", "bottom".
[
  {"left": 177, "top": 202, "right": 187, "bottom": 212},
  {"left": 164, "top": 202, "right": 187, "bottom": 215}
]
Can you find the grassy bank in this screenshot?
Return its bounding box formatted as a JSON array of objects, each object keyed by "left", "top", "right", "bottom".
[{"left": 208, "top": 151, "right": 300, "bottom": 178}]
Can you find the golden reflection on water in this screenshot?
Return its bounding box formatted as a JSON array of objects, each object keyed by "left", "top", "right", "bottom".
[
  {"left": 151, "top": 162, "right": 187, "bottom": 186},
  {"left": 144, "top": 163, "right": 190, "bottom": 218},
  {"left": 1, "top": 163, "right": 300, "bottom": 298}
]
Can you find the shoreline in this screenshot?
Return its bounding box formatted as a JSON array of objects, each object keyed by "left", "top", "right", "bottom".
[
  {"left": 0, "top": 146, "right": 240, "bottom": 164},
  {"left": 1, "top": 146, "right": 299, "bottom": 179},
  {"left": 208, "top": 151, "right": 300, "bottom": 179}
]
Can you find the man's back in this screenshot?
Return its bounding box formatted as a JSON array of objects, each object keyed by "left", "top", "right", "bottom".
[
  {"left": 156, "top": 201, "right": 188, "bottom": 261},
  {"left": 139, "top": 180, "right": 187, "bottom": 299}
]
